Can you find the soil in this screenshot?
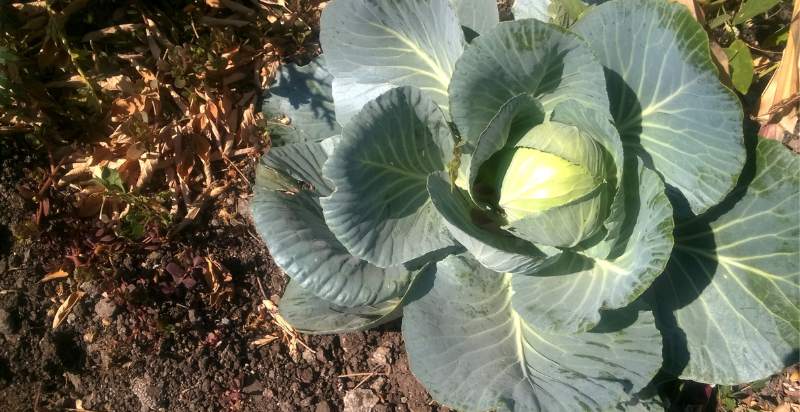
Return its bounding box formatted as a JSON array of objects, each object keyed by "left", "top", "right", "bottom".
[{"left": 0, "top": 142, "right": 443, "bottom": 412}]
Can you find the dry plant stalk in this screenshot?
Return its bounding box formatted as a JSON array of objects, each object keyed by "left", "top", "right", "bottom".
[
  {"left": 261, "top": 298, "right": 314, "bottom": 357},
  {"left": 255, "top": 279, "right": 313, "bottom": 357},
  {"left": 52, "top": 291, "right": 86, "bottom": 329},
  {"left": 40, "top": 268, "right": 69, "bottom": 282},
  {"left": 758, "top": 0, "right": 800, "bottom": 136}
]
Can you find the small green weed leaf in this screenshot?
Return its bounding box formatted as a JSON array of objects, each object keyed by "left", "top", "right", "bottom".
[
  {"left": 733, "top": 0, "right": 783, "bottom": 25},
  {"left": 724, "top": 39, "right": 755, "bottom": 94},
  {"left": 96, "top": 167, "right": 125, "bottom": 192}
]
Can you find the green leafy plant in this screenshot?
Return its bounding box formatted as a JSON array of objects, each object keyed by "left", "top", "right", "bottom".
[{"left": 253, "top": 0, "right": 799, "bottom": 410}]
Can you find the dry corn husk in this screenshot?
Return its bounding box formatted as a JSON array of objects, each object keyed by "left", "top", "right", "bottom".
[{"left": 757, "top": 0, "right": 799, "bottom": 137}]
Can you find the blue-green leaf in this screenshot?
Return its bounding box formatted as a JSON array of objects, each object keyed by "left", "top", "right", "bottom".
[
  {"left": 573, "top": 0, "right": 746, "bottom": 215},
  {"left": 512, "top": 160, "right": 674, "bottom": 332},
  {"left": 322, "top": 87, "right": 456, "bottom": 267},
  {"left": 512, "top": 0, "right": 552, "bottom": 21},
  {"left": 654, "top": 139, "right": 800, "bottom": 384},
  {"left": 251, "top": 184, "right": 413, "bottom": 308},
  {"left": 278, "top": 262, "right": 434, "bottom": 334},
  {"left": 261, "top": 137, "right": 339, "bottom": 196},
  {"left": 449, "top": 0, "right": 500, "bottom": 35},
  {"left": 262, "top": 57, "right": 341, "bottom": 145},
  {"left": 321, "top": 0, "right": 465, "bottom": 111},
  {"left": 279, "top": 280, "right": 403, "bottom": 334},
  {"left": 331, "top": 77, "right": 394, "bottom": 128},
  {"left": 449, "top": 18, "right": 608, "bottom": 143},
  {"left": 403, "top": 254, "right": 663, "bottom": 412},
  {"left": 513, "top": 0, "right": 608, "bottom": 23}
]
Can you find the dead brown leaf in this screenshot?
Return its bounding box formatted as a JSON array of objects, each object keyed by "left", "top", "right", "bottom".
[
  {"left": 250, "top": 335, "right": 279, "bottom": 347},
  {"left": 758, "top": 0, "right": 800, "bottom": 135},
  {"left": 774, "top": 403, "right": 800, "bottom": 412},
  {"left": 259, "top": 292, "right": 313, "bottom": 358},
  {"left": 52, "top": 291, "right": 86, "bottom": 329},
  {"left": 669, "top": 0, "right": 705, "bottom": 21},
  {"left": 41, "top": 269, "right": 70, "bottom": 283},
  {"left": 204, "top": 257, "right": 233, "bottom": 307}
]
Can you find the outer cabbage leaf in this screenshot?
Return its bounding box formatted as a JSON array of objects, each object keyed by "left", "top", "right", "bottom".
[
  {"left": 402, "top": 254, "right": 663, "bottom": 411},
  {"left": 449, "top": 0, "right": 500, "bottom": 35},
  {"left": 512, "top": 159, "right": 674, "bottom": 332},
  {"left": 252, "top": 186, "right": 414, "bottom": 308},
  {"left": 331, "top": 77, "right": 393, "bottom": 128},
  {"left": 654, "top": 139, "right": 800, "bottom": 384},
  {"left": 262, "top": 57, "right": 340, "bottom": 145},
  {"left": 322, "top": 87, "right": 455, "bottom": 267},
  {"left": 279, "top": 281, "right": 402, "bottom": 334},
  {"left": 321, "top": 0, "right": 465, "bottom": 112},
  {"left": 252, "top": 137, "right": 414, "bottom": 308},
  {"left": 573, "top": 0, "right": 746, "bottom": 215},
  {"left": 512, "top": 0, "right": 551, "bottom": 21},
  {"left": 428, "top": 172, "right": 557, "bottom": 274},
  {"left": 513, "top": 0, "right": 608, "bottom": 22},
  {"left": 261, "top": 137, "right": 339, "bottom": 196},
  {"left": 449, "top": 18, "right": 608, "bottom": 142},
  {"left": 278, "top": 262, "right": 434, "bottom": 334}
]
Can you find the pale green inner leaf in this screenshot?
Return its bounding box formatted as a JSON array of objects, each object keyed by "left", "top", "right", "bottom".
[{"left": 498, "top": 147, "right": 600, "bottom": 221}]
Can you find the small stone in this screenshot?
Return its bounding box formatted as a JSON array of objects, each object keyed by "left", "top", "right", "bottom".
[
  {"left": 302, "top": 349, "right": 316, "bottom": 364},
  {"left": 94, "top": 298, "right": 117, "bottom": 320},
  {"left": 369, "top": 346, "right": 390, "bottom": 368},
  {"left": 79, "top": 280, "right": 99, "bottom": 295},
  {"left": 242, "top": 380, "right": 264, "bottom": 394},
  {"left": 343, "top": 389, "right": 380, "bottom": 412},
  {"left": 298, "top": 368, "right": 314, "bottom": 383},
  {"left": 369, "top": 376, "right": 386, "bottom": 392},
  {"left": 314, "top": 401, "right": 332, "bottom": 412},
  {"left": 65, "top": 372, "right": 82, "bottom": 390}
]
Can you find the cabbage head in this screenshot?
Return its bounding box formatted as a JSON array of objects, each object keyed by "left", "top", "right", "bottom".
[{"left": 252, "top": 0, "right": 800, "bottom": 410}]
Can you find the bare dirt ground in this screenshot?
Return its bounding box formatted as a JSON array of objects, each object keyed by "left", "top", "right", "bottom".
[{"left": 0, "top": 139, "right": 443, "bottom": 412}]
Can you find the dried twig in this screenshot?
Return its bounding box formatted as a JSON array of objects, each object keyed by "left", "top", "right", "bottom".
[
  {"left": 255, "top": 278, "right": 314, "bottom": 355},
  {"left": 199, "top": 16, "right": 250, "bottom": 28}
]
